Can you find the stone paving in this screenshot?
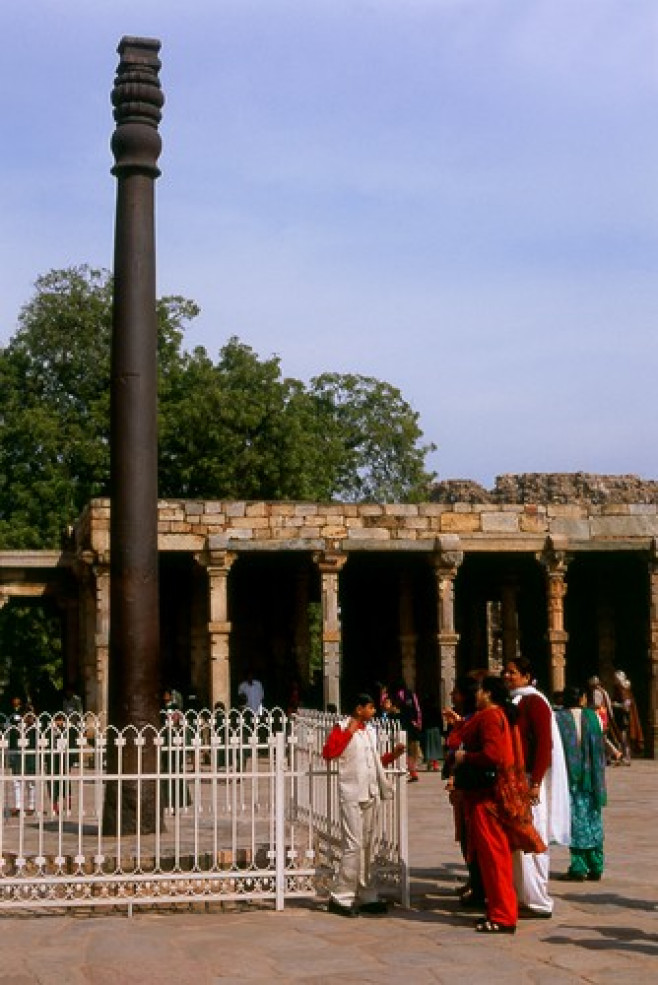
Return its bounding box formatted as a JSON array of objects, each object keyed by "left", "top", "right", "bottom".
[{"left": 0, "top": 761, "right": 655, "bottom": 984}]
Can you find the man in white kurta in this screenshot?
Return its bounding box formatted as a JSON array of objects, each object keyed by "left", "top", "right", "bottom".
[{"left": 322, "top": 694, "right": 405, "bottom": 916}]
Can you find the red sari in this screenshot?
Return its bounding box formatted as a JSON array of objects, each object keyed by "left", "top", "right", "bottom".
[{"left": 459, "top": 705, "right": 519, "bottom": 928}]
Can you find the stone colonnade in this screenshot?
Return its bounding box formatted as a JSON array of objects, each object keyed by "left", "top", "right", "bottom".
[
  {"left": 2, "top": 503, "right": 657, "bottom": 755},
  {"left": 87, "top": 537, "right": 573, "bottom": 715}
]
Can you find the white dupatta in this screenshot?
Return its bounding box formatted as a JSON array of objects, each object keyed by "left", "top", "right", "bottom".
[{"left": 511, "top": 685, "right": 571, "bottom": 846}]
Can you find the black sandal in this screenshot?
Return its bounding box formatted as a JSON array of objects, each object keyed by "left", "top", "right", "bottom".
[{"left": 475, "top": 919, "right": 516, "bottom": 934}]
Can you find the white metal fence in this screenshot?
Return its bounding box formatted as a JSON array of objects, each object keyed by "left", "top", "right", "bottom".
[{"left": 0, "top": 709, "right": 408, "bottom": 914}]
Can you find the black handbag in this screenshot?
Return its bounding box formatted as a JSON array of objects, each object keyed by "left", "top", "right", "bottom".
[{"left": 453, "top": 761, "right": 497, "bottom": 790}]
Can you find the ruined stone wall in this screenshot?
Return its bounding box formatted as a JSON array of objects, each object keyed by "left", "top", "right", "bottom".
[
  {"left": 77, "top": 494, "right": 658, "bottom": 556},
  {"left": 432, "top": 473, "right": 658, "bottom": 506}
]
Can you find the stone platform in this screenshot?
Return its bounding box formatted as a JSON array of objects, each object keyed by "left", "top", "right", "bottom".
[{"left": 0, "top": 761, "right": 656, "bottom": 984}]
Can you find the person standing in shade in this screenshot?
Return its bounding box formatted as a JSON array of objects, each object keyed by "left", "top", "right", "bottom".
[
  {"left": 588, "top": 675, "right": 622, "bottom": 764},
  {"left": 391, "top": 680, "right": 422, "bottom": 782},
  {"left": 611, "top": 670, "right": 644, "bottom": 765},
  {"left": 555, "top": 685, "right": 607, "bottom": 882},
  {"left": 237, "top": 669, "right": 265, "bottom": 714},
  {"left": 503, "top": 656, "right": 570, "bottom": 919},
  {"left": 322, "top": 693, "right": 406, "bottom": 917}
]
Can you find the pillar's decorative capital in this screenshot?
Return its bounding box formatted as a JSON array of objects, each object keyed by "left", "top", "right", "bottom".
[
  {"left": 75, "top": 550, "right": 110, "bottom": 580},
  {"left": 195, "top": 549, "right": 237, "bottom": 572},
  {"left": 430, "top": 535, "right": 464, "bottom": 579},
  {"left": 313, "top": 550, "right": 348, "bottom": 574},
  {"left": 111, "top": 36, "right": 164, "bottom": 178},
  {"left": 538, "top": 535, "right": 571, "bottom": 576}
]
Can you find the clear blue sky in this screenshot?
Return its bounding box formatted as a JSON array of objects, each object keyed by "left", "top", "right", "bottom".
[{"left": 1, "top": 0, "right": 656, "bottom": 487}]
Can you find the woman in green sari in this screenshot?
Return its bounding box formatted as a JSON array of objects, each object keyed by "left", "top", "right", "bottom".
[{"left": 555, "top": 685, "right": 607, "bottom": 881}]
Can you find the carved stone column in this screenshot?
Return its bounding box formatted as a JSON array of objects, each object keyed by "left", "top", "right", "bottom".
[
  {"left": 77, "top": 559, "right": 111, "bottom": 722},
  {"left": 73, "top": 554, "right": 111, "bottom": 720},
  {"left": 431, "top": 536, "right": 464, "bottom": 707},
  {"left": 648, "top": 542, "right": 658, "bottom": 758},
  {"left": 539, "top": 539, "right": 570, "bottom": 694},
  {"left": 197, "top": 550, "right": 237, "bottom": 710},
  {"left": 313, "top": 551, "right": 348, "bottom": 712}
]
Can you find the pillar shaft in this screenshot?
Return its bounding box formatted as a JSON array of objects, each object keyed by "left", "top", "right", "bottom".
[
  {"left": 201, "top": 551, "right": 236, "bottom": 710},
  {"left": 540, "top": 544, "right": 569, "bottom": 694},
  {"left": 314, "top": 551, "right": 347, "bottom": 712},
  {"left": 431, "top": 537, "right": 463, "bottom": 707},
  {"left": 93, "top": 565, "right": 111, "bottom": 722},
  {"left": 108, "top": 36, "right": 164, "bottom": 735}
]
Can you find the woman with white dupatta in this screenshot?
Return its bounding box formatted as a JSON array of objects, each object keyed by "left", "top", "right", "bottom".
[{"left": 503, "top": 657, "right": 570, "bottom": 918}]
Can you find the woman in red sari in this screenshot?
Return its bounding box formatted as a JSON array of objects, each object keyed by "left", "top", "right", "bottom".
[{"left": 454, "top": 675, "right": 544, "bottom": 934}]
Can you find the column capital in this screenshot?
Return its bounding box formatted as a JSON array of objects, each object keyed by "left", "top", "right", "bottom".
[
  {"left": 430, "top": 534, "right": 464, "bottom": 578},
  {"left": 111, "top": 37, "right": 163, "bottom": 178},
  {"left": 313, "top": 550, "right": 348, "bottom": 574},
  {"left": 75, "top": 549, "right": 110, "bottom": 579},
  {"left": 195, "top": 549, "right": 237, "bottom": 572},
  {"left": 538, "top": 535, "right": 571, "bottom": 575}
]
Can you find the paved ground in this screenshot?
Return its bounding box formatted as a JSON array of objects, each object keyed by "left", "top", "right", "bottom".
[{"left": 0, "top": 761, "right": 655, "bottom": 984}]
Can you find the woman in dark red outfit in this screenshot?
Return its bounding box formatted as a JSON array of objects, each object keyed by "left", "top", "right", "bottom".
[{"left": 454, "top": 676, "right": 539, "bottom": 934}]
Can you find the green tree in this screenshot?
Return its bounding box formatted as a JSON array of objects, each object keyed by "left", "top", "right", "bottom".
[
  {"left": 0, "top": 267, "right": 198, "bottom": 548},
  {"left": 0, "top": 603, "right": 62, "bottom": 711},
  {"left": 308, "top": 373, "right": 435, "bottom": 502},
  {"left": 0, "top": 266, "right": 436, "bottom": 552}
]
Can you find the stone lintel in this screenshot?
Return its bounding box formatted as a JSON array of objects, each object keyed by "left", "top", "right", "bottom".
[
  {"left": 347, "top": 527, "right": 390, "bottom": 540},
  {"left": 346, "top": 539, "right": 435, "bottom": 552},
  {"left": 0, "top": 583, "right": 53, "bottom": 598},
  {"left": 159, "top": 534, "right": 205, "bottom": 551},
  {"left": 549, "top": 518, "right": 591, "bottom": 540},
  {"left": 591, "top": 516, "right": 658, "bottom": 538},
  {"left": 0, "top": 551, "right": 66, "bottom": 568},
  {"left": 216, "top": 539, "right": 324, "bottom": 552},
  {"left": 459, "top": 536, "right": 546, "bottom": 553},
  {"left": 566, "top": 539, "right": 655, "bottom": 553}
]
